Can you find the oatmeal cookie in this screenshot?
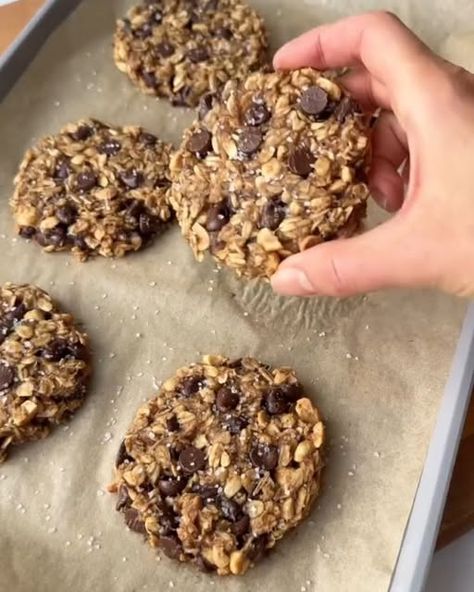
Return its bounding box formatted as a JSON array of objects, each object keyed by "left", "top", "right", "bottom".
[
  {"left": 0, "top": 283, "right": 90, "bottom": 463},
  {"left": 12, "top": 119, "right": 173, "bottom": 260},
  {"left": 109, "top": 355, "right": 324, "bottom": 575},
  {"left": 113, "top": 0, "right": 268, "bottom": 107},
  {"left": 170, "top": 68, "right": 371, "bottom": 279}
]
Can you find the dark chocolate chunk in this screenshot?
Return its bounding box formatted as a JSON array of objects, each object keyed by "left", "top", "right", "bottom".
[
  {"left": 260, "top": 199, "right": 286, "bottom": 230},
  {"left": 279, "top": 382, "right": 303, "bottom": 402},
  {"left": 142, "top": 71, "right": 157, "bottom": 88},
  {"left": 264, "top": 387, "right": 292, "bottom": 415},
  {"left": 156, "top": 41, "right": 175, "bottom": 58},
  {"left": 166, "top": 415, "right": 180, "bottom": 432},
  {"left": 100, "top": 138, "right": 121, "bottom": 156},
  {"left": 171, "top": 85, "right": 192, "bottom": 107},
  {"left": 198, "top": 93, "right": 217, "bottom": 120},
  {"left": 187, "top": 129, "right": 212, "bottom": 156},
  {"left": 288, "top": 145, "right": 314, "bottom": 177},
  {"left": 45, "top": 226, "right": 67, "bottom": 247},
  {"left": 19, "top": 226, "right": 36, "bottom": 239},
  {"left": 238, "top": 127, "right": 262, "bottom": 156},
  {"left": 56, "top": 204, "right": 77, "bottom": 226},
  {"left": 76, "top": 171, "right": 97, "bottom": 191},
  {"left": 115, "top": 485, "right": 131, "bottom": 512},
  {"left": 188, "top": 46, "right": 210, "bottom": 63},
  {"left": 205, "top": 201, "right": 230, "bottom": 232},
  {"left": 334, "top": 96, "right": 359, "bottom": 122},
  {"left": 215, "top": 26, "right": 233, "bottom": 40},
  {"left": 73, "top": 235, "right": 88, "bottom": 251},
  {"left": 138, "top": 213, "right": 157, "bottom": 238},
  {"left": 193, "top": 484, "right": 219, "bottom": 503},
  {"left": 70, "top": 125, "right": 92, "bottom": 142},
  {"left": 120, "top": 169, "right": 143, "bottom": 189},
  {"left": 160, "top": 535, "right": 182, "bottom": 560},
  {"left": 124, "top": 508, "right": 147, "bottom": 534},
  {"left": 116, "top": 440, "right": 133, "bottom": 467},
  {"left": 180, "top": 375, "right": 202, "bottom": 396},
  {"left": 248, "top": 534, "right": 268, "bottom": 560},
  {"left": 139, "top": 132, "right": 157, "bottom": 146},
  {"left": 216, "top": 386, "right": 239, "bottom": 412},
  {"left": 244, "top": 102, "right": 271, "bottom": 127},
  {"left": 158, "top": 476, "right": 188, "bottom": 497},
  {"left": 54, "top": 159, "right": 71, "bottom": 181},
  {"left": 232, "top": 514, "right": 250, "bottom": 538},
  {"left": 250, "top": 444, "right": 279, "bottom": 470},
  {"left": 219, "top": 496, "right": 241, "bottom": 522},
  {"left": 299, "top": 86, "right": 328, "bottom": 116},
  {"left": 0, "top": 363, "right": 15, "bottom": 390},
  {"left": 135, "top": 23, "right": 152, "bottom": 39},
  {"left": 179, "top": 446, "right": 206, "bottom": 473},
  {"left": 224, "top": 416, "right": 248, "bottom": 434}
]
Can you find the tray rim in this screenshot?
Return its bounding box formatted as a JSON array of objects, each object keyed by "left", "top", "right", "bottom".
[{"left": 1, "top": 2, "right": 473, "bottom": 590}]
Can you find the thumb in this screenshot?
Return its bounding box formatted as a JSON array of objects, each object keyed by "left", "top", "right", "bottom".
[{"left": 271, "top": 218, "right": 433, "bottom": 297}]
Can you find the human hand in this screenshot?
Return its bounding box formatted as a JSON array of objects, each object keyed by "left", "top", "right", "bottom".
[{"left": 270, "top": 12, "right": 474, "bottom": 298}]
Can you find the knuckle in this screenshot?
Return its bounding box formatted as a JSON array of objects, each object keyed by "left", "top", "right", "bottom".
[{"left": 371, "top": 10, "right": 402, "bottom": 28}]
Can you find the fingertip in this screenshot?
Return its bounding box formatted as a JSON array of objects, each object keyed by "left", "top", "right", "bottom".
[{"left": 271, "top": 266, "right": 315, "bottom": 296}]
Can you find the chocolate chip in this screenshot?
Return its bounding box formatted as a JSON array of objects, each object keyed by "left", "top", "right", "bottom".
[
  {"left": 45, "top": 226, "right": 67, "bottom": 247},
  {"left": 124, "top": 508, "right": 147, "bottom": 534},
  {"left": 188, "top": 46, "right": 209, "bottom": 63},
  {"left": 116, "top": 440, "right": 133, "bottom": 467},
  {"left": 166, "top": 416, "right": 179, "bottom": 432},
  {"left": 159, "top": 505, "right": 179, "bottom": 534},
  {"left": 215, "top": 26, "right": 233, "bottom": 40},
  {"left": 138, "top": 213, "right": 157, "bottom": 238},
  {"left": 244, "top": 102, "right": 271, "bottom": 127},
  {"left": 299, "top": 86, "right": 328, "bottom": 116},
  {"left": 156, "top": 41, "right": 175, "bottom": 58},
  {"left": 56, "top": 204, "right": 77, "bottom": 226},
  {"left": 196, "top": 554, "right": 215, "bottom": 573},
  {"left": 100, "top": 138, "right": 121, "bottom": 155},
  {"left": 150, "top": 9, "right": 162, "bottom": 24},
  {"left": 115, "top": 485, "right": 131, "bottom": 511},
  {"left": 238, "top": 127, "right": 262, "bottom": 156},
  {"left": 0, "top": 363, "right": 15, "bottom": 390},
  {"left": 135, "top": 23, "right": 152, "bottom": 39},
  {"left": 198, "top": 93, "right": 217, "bottom": 120},
  {"left": 171, "top": 85, "right": 192, "bottom": 107},
  {"left": 248, "top": 534, "right": 268, "bottom": 560},
  {"left": 232, "top": 514, "right": 250, "bottom": 538},
  {"left": 264, "top": 388, "right": 290, "bottom": 415},
  {"left": 139, "top": 132, "right": 157, "bottom": 146},
  {"left": 120, "top": 169, "right": 143, "bottom": 189},
  {"left": 154, "top": 177, "right": 171, "bottom": 189},
  {"left": 19, "top": 226, "right": 36, "bottom": 239},
  {"left": 54, "top": 159, "right": 71, "bottom": 181},
  {"left": 73, "top": 235, "right": 88, "bottom": 251},
  {"left": 142, "top": 71, "right": 157, "bottom": 88},
  {"left": 42, "top": 339, "right": 83, "bottom": 362},
  {"left": 219, "top": 496, "right": 241, "bottom": 522},
  {"left": 224, "top": 416, "right": 248, "bottom": 434},
  {"left": 158, "top": 476, "right": 188, "bottom": 497},
  {"left": 216, "top": 387, "right": 239, "bottom": 412},
  {"left": 187, "top": 129, "right": 212, "bottom": 156},
  {"left": 160, "top": 535, "right": 182, "bottom": 560},
  {"left": 288, "top": 145, "right": 314, "bottom": 177},
  {"left": 228, "top": 358, "right": 243, "bottom": 369},
  {"left": 205, "top": 201, "right": 230, "bottom": 232},
  {"left": 1, "top": 303, "right": 26, "bottom": 345},
  {"left": 179, "top": 446, "right": 206, "bottom": 473},
  {"left": 334, "top": 96, "right": 359, "bottom": 123},
  {"left": 180, "top": 375, "right": 202, "bottom": 397},
  {"left": 193, "top": 484, "right": 219, "bottom": 503},
  {"left": 280, "top": 382, "right": 303, "bottom": 402},
  {"left": 76, "top": 171, "right": 97, "bottom": 191},
  {"left": 260, "top": 198, "right": 286, "bottom": 230},
  {"left": 250, "top": 444, "right": 279, "bottom": 470},
  {"left": 70, "top": 125, "right": 92, "bottom": 141}
]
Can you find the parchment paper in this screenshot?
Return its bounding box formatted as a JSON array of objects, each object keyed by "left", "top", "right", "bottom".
[{"left": 0, "top": 1, "right": 472, "bottom": 591}]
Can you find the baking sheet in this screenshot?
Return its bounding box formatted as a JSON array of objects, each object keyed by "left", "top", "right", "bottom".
[{"left": 0, "top": 1, "right": 472, "bottom": 591}]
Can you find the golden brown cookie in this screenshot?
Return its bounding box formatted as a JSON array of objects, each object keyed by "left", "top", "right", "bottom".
[
  {"left": 12, "top": 119, "right": 173, "bottom": 260},
  {"left": 0, "top": 283, "right": 90, "bottom": 463},
  {"left": 113, "top": 0, "right": 268, "bottom": 107},
  {"left": 109, "top": 355, "right": 324, "bottom": 575},
  {"left": 170, "top": 68, "right": 371, "bottom": 279}
]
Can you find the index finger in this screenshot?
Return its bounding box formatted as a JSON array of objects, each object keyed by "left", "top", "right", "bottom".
[{"left": 273, "top": 12, "right": 437, "bottom": 112}]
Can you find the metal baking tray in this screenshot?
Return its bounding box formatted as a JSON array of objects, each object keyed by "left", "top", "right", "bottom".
[{"left": 1, "top": 1, "right": 473, "bottom": 590}]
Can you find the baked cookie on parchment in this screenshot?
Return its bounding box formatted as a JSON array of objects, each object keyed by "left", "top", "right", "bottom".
[
  {"left": 109, "top": 355, "right": 324, "bottom": 575},
  {"left": 113, "top": 0, "right": 268, "bottom": 107},
  {"left": 0, "top": 283, "right": 90, "bottom": 463},
  {"left": 170, "top": 68, "right": 371, "bottom": 279},
  {"left": 12, "top": 119, "right": 173, "bottom": 260}
]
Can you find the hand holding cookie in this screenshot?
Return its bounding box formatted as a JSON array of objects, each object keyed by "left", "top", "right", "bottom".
[{"left": 271, "top": 11, "right": 474, "bottom": 298}]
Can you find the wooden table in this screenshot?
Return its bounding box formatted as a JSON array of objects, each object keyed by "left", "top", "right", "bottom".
[{"left": 1, "top": 0, "right": 473, "bottom": 550}]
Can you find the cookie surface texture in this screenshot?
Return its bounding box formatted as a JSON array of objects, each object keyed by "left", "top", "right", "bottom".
[
  {"left": 0, "top": 283, "right": 90, "bottom": 463},
  {"left": 110, "top": 355, "right": 324, "bottom": 575},
  {"left": 170, "top": 68, "right": 370, "bottom": 278},
  {"left": 113, "top": 0, "right": 268, "bottom": 107},
  {"left": 12, "top": 119, "right": 173, "bottom": 260}
]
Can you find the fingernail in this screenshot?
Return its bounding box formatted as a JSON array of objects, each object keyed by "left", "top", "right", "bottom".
[{"left": 271, "top": 267, "right": 315, "bottom": 295}]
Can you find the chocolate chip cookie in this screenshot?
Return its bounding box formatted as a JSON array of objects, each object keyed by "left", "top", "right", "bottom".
[
  {"left": 170, "top": 68, "right": 371, "bottom": 278},
  {"left": 113, "top": 0, "right": 268, "bottom": 107},
  {"left": 12, "top": 119, "right": 173, "bottom": 260},
  {"left": 109, "top": 355, "right": 324, "bottom": 575},
  {"left": 0, "top": 283, "right": 90, "bottom": 463}
]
